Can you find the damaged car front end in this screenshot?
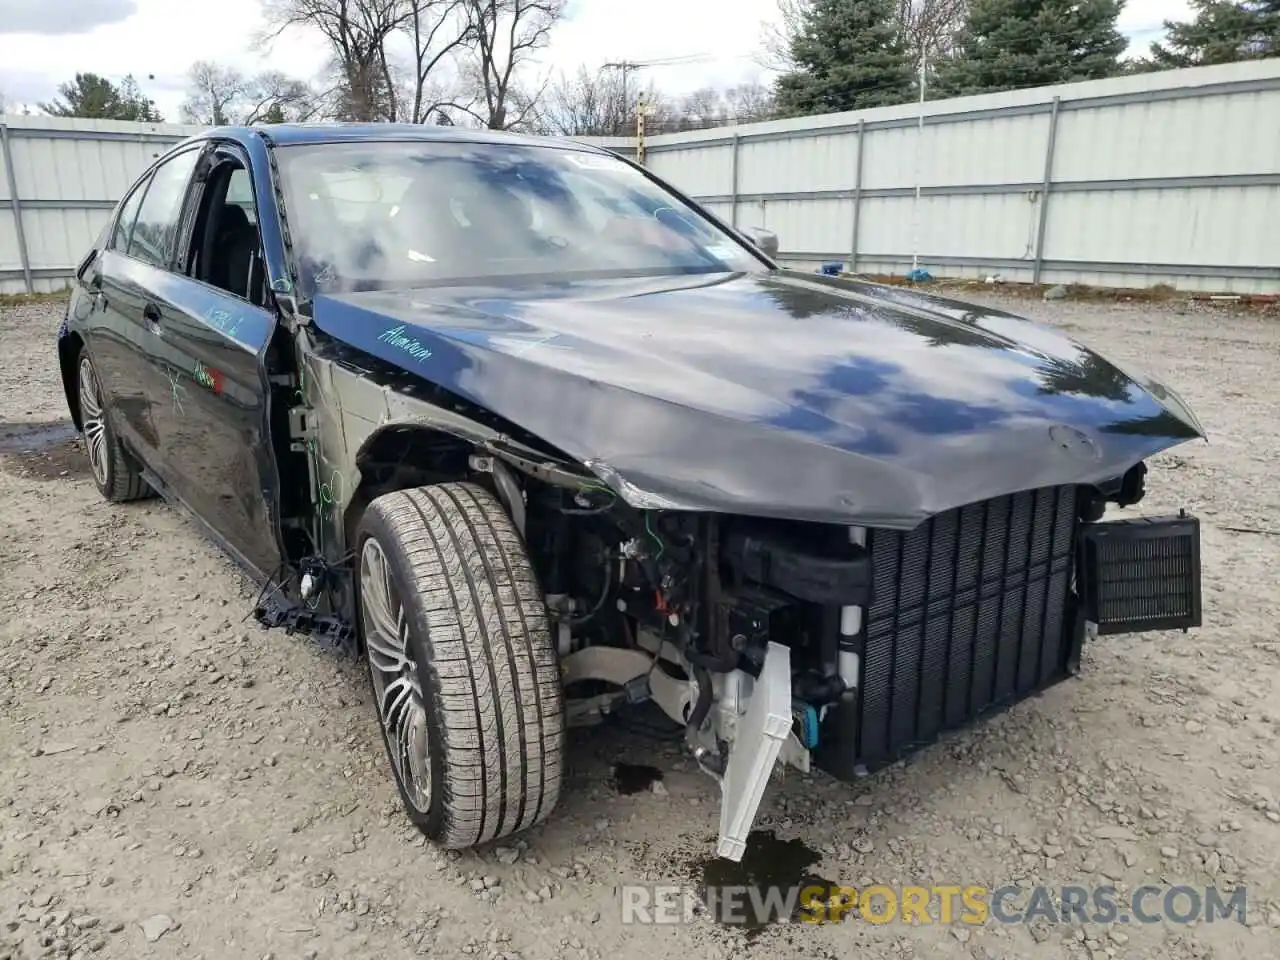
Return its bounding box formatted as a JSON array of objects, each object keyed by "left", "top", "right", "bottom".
[
  {"left": 62, "top": 124, "right": 1205, "bottom": 862},
  {"left": 283, "top": 264, "right": 1205, "bottom": 859}
]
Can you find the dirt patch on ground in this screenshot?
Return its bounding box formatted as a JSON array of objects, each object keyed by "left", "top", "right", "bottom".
[
  {"left": 0, "top": 420, "right": 89, "bottom": 482},
  {"left": 1, "top": 295, "right": 1278, "bottom": 960}
]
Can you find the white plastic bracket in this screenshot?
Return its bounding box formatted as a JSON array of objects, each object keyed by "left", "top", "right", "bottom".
[
  {"left": 715, "top": 641, "right": 793, "bottom": 861},
  {"left": 558, "top": 644, "right": 692, "bottom": 728}
]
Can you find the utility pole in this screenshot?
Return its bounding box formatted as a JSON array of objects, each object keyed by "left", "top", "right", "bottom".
[
  {"left": 602, "top": 53, "right": 712, "bottom": 136},
  {"left": 602, "top": 60, "right": 641, "bottom": 132},
  {"left": 602, "top": 53, "right": 719, "bottom": 161},
  {"left": 911, "top": 50, "right": 927, "bottom": 274},
  {"left": 636, "top": 92, "right": 647, "bottom": 165}
]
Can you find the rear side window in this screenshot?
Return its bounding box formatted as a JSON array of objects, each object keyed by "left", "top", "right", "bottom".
[
  {"left": 109, "top": 175, "right": 151, "bottom": 252},
  {"left": 128, "top": 149, "right": 200, "bottom": 269}
]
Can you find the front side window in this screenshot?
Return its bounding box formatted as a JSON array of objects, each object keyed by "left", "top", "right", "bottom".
[
  {"left": 128, "top": 148, "right": 200, "bottom": 269},
  {"left": 274, "top": 140, "right": 765, "bottom": 299},
  {"left": 188, "top": 160, "right": 266, "bottom": 305},
  {"left": 225, "top": 167, "right": 258, "bottom": 225},
  {"left": 109, "top": 174, "right": 152, "bottom": 252}
]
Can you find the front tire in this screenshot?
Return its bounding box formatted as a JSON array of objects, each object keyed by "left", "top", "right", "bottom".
[
  {"left": 356, "top": 482, "right": 565, "bottom": 848},
  {"left": 77, "top": 353, "right": 152, "bottom": 502}
]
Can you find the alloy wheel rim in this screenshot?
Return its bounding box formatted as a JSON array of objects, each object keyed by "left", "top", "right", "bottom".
[
  {"left": 360, "top": 537, "right": 432, "bottom": 813},
  {"left": 78, "top": 357, "right": 108, "bottom": 487}
]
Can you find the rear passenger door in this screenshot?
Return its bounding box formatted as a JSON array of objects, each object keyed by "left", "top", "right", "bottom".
[
  {"left": 87, "top": 146, "right": 201, "bottom": 479},
  {"left": 146, "top": 143, "right": 283, "bottom": 579},
  {"left": 84, "top": 170, "right": 150, "bottom": 450}
]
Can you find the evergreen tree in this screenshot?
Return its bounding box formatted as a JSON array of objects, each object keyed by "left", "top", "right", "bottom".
[
  {"left": 1145, "top": 0, "right": 1279, "bottom": 68},
  {"left": 41, "top": 72, "right": 163, "bottom": 121},
  {"left": 774, "top": 0, "right": 917, "bottom": 117},
  {"left": 116, "top": 75, "right": 164, "bottom": 122},
  {"left": 935, "top": 0, "right": 1127, "bottom": 97}
]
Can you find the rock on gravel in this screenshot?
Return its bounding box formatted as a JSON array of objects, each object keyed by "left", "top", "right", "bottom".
[{"left": 138, "top": 914, "right": 178, "bottom": 942}]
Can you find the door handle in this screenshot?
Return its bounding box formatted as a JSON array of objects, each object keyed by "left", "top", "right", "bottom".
[{"left": 143, "top": 302, "right": 162, "bottom": 323}]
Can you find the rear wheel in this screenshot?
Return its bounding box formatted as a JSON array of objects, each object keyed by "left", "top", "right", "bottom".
[
  {"left": 77, "top": 353, "right": 151, "bottom": 502},
  {"left": 356, "top": 482, "right": 565, "bottom": 848}
]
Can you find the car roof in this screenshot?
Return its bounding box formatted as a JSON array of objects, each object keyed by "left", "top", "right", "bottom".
[{"left": 195, "top": 122, "right": 610, "bottom": 154}]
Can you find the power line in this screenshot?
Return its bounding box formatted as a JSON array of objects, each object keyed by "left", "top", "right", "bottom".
[
  {"left": 602, "top": 51, "right": 763, "bottom": 110},
  {"left": 630, "top": 53, "right": 715, "bottom": 66}
]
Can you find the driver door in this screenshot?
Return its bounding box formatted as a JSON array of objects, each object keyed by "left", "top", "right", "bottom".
[{"left": 145, "top": 142, "right": 285, "bottom": 579}]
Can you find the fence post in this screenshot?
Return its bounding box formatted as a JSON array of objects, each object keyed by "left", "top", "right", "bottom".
[
  {"left": 729, "top": 132, "right": 741, "bottom": 228},
  {"left": 0, "top": 123, "right": 34, "bottom": 295},
  {"left": 1032, "top": 96, "right": 1062, "bottom": 285},
  {"left": 849, "top": 118, "right": 865, "bottom": 273}
]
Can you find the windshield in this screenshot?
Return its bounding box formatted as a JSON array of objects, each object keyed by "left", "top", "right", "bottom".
[{"left": 274, "top": 140, "right": 767, "bottom": 299}]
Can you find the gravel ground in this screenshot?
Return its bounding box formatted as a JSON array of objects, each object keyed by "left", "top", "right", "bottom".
[{"left": 1, "top": 292, "right": 1278, "bottom": 960}]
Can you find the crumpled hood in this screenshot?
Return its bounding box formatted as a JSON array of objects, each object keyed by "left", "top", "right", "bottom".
[{"left": 311, "top": 269, "right": 1205, "bottom": 528}]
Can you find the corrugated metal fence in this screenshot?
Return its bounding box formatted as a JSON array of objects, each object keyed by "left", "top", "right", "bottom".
[
  {"left": 600, "top": 58, "right": 1280, "bottom": 294},
  {"left": 0, "top": 117, "right": 206, "bottom": 294},
  {"left": 3, "top": 59, "right": 1279, "bottom": 295}
]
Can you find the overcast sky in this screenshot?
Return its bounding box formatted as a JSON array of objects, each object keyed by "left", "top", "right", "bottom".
[{"left": 0, "top": 0, "right": 1192, "bottom": 118}]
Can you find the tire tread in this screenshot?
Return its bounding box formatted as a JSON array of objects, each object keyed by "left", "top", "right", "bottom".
[{"left": 365, "top": 482, "right": 564, "bottom": 848}]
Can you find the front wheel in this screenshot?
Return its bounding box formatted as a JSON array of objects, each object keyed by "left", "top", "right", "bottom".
[{"left": 356, "top": 482, "right": 565, "bottom": 848}]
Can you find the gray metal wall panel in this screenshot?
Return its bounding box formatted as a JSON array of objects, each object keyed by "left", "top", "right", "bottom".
[
  {"left": 0, "top": 210, "right": 20, "bottom": 275},
  {"left": 640, "top": 60, "right": 1280, "bottom": 294},
  {"left": 3, "top": 62, "right": 1278, "bottom": 295},
  {"left": 22, "top": 206, "right": 111, "bottom": 273},
  {"left": 1043, "top": 185, "right": 1280, "bottom": 268}
]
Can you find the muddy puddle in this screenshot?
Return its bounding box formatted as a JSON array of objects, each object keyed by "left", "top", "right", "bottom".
[
  {"left": 693, "top": 830, "right": 842, "bottom": 935},
  {"left": 0, "top": 420, "right": 89, "bottom": 481},
  {"left": 612, "top": 762, "right": 664, "bottom": 795}
]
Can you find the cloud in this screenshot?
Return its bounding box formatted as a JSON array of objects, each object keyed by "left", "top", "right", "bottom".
[
  {"left": 539, "top": 0, "right": 778, "bottom": 95},
  {"left": 0, "top": 0, "right": 327, "bottom": 117},
  {"left": 0, "top": 0, "right": 137, "bottom": 35},
  {"left": 0, "top": 0, "right": 1191, "bottom": 116},
  {"left": 1120, "top": 0, "right": 1190, "bottom": 33},
  {"left": 0, "top": 72, "right": 61, "bottom": 107}
]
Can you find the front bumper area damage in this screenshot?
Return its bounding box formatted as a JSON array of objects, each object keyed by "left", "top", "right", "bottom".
[
  {"left": 565, "top": 485, "right": 1203, "bottom": 862},
  {"left": 293, "top": 291, "right": 1210, "bottom": 864}
]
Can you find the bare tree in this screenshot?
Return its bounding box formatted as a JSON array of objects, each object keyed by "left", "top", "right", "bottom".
[
  {"left": 637, "top": 83, "right": 676, "bottom": 132},
  {"left": 536, "top": 65, "right": 630, "bottom": 136},
  {"left": 0, "top": 89, "right": 8, "bottom": 116},
  {"left": 181, "top": 61, "right": 249, "bottom": 125},
  {"left": 723, "top": 81, "right": 776, "bottom": 122},
  {"left": 759, "top": 0, "right": 812, "bottom": 70},
  {"left": 457, "top": 0, "right": 565, "bottom": 129},
  {"left": 262, "top": 0, "right": 411, "bottom": 121},
  {"left": 648, "top": 87, "right": 745, "bottom": 132},
  {"left": 181, "top": 61, "right": 321, "bottom": 124},
  {"left": 896, "top": 0, "right": 967, "bottom": 61},
  {"left": 401, "top": 0, "right": 473, "bottom": 123},
  {"left": 678, "top": 87, "right": 726, "bottom": 127},
  {"left": 243, "top": 72, "right": 323, "bottom": 123}
]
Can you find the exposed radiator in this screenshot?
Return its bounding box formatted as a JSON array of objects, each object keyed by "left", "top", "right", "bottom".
[
  {"left": 853, "top": 485, "right": 1081, "bottom": 769},
  {"left": 1078, "top": 513, "right": 1202, "bottom": 635}
]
